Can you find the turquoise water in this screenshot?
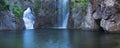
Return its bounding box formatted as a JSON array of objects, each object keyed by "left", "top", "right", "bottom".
[{"left": 0, "top": 29, "right": 120, "bottom": 48}]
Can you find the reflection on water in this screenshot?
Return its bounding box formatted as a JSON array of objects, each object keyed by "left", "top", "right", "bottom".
[
  {"left": 0, "top": 29, "right": 120, "bottom": 48},
  {"left": 23, "top": 30, "right": 35, "bottom": 48},
  {"left": 32, "top": 29, "right": 71, "bottom": 48}
]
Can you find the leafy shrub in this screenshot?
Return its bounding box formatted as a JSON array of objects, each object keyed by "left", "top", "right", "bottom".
[{"left": 12, "top": 4, "right": 23, "bottom": 21}]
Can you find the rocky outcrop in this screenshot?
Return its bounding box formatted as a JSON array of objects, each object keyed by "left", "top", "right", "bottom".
[
  {"left": 82, "top": 3, "right": 100, "bottom": 30},
  {"left": 69, "top": 0, "right": 100, "bottom": 30},
  {"left": 100, "top": 0, "right": 120, "bottom": 32},
  {"left": 83, "top": 0, "right": 120, "bottom": 32},
  {"left": 0, "top": 11, "right": 24, "bottom": 30}
]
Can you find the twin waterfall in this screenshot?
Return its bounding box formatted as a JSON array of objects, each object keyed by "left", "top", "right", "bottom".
[{"left": 23, "top": 0, "right": 69, "bottom": 29}]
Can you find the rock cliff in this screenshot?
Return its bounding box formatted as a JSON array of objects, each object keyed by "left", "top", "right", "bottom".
[
  {"left": 1, "top": 0, "right": 120, "bottom": 32},
  {"left": 84, "top": 0, "right": 120, "bottom": 32}
]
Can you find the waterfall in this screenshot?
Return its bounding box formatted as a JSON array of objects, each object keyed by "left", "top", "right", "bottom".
[
  {"left": 57, "top": 0, "right": 69, "bottom": 29},
  {"left": 23, "top": 7, "right": 35, "bottom": 29}
]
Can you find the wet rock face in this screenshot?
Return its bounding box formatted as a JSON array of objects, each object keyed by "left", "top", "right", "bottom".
[
  {"left": 0, "top": 11, "right": 16, "bottom": 30},
  {"left": 85, "top": 0, "right": 120, "bottom": 32},
  {"left": 34, "top": 0, "right": 57, "bottom": 28}
]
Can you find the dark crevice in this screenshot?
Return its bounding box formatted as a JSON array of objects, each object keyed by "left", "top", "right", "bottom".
[{"left": 95, "top": 19, "right": 104, "bottom": 32}]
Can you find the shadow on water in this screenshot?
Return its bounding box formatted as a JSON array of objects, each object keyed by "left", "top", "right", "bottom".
[{"left": 0, "top": 29, "right": 120, "bottom": 48}]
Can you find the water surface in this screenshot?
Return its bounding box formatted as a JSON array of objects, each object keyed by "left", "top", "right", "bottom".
[{"left": 0, "top": 29, "right": 120, "bottom": 48}]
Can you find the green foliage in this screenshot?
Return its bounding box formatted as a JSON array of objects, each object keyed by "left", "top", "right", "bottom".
[
  {"left": 79, "top": 0, "right": 88, "bottom": 6},
  {"left": 71, "top": 0, "right": 88, "bottom": 6},
  {"left": 70, "top": 0, "right": 88, "bottom": 16},
  {"left": 70, "top": 0, "right": 88, "bottom": 8},
  {"left": 12, "top": 4, "right": 23, "bottom": 21},
  {"left": 0, "top": 0, "right": 10, "bottom": 10}
]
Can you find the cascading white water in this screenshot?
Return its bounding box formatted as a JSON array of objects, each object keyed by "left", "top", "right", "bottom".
[
  {"left": 57, "top": 0, "right": 69, "bottom": 29},
  {"left": 23, "top": 7, "right": 35, "bottom": 29}
]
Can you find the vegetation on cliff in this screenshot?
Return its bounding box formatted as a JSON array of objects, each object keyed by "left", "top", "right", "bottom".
[
  {"left": 70, "top": 0, "right": 88, "bottom": 16},
  {"left": 12, "top": 4, "right": 23, "bottom": 21},
  {"left": 70, "top": 0, "right": 88, "bottom": 9},
  {"left": 0, "top": 0, "right": 10, "bottom": 10}
]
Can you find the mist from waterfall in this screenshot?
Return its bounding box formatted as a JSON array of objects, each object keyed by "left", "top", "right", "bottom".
[
  {"left": 57, "top": 0, "right": 69, "bottom": 29},
  {"left": 23, "top": 7, "right": 35, "bottom": 29}
]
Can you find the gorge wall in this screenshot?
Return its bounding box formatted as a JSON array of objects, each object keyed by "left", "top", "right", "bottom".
[{"left": 1, "top": 0, "right": 120, "bottom": 32}]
